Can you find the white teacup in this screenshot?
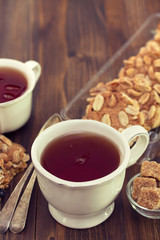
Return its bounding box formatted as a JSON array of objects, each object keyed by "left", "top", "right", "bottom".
[
  {"left": 0, "top": 58, "right": 41, "bottom": 133},
  {"left": 31, "top": 119, "right": 149, "bottom": 229}
]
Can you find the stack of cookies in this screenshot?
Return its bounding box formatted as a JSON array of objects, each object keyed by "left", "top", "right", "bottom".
[{"left": 83, "top": 24, "right": 160, "bottom": 132}]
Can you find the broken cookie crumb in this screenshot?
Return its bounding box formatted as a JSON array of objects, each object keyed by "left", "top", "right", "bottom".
[{"left": 0, "top": 135, "right": 29, "bottom": 191}]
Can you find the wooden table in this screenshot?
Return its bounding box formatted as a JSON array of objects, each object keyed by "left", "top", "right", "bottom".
[{"left": 1, "top": 0, "right": 160, "bottom": 239}]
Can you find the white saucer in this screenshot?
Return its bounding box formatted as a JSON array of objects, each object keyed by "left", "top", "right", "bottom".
[{"left": 48, "top": 202, "right": 114, "bottom": 229}]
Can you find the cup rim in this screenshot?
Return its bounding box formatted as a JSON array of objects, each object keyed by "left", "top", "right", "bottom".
[
  {"left": 0, "top": 58, "right": 36, "bottom": 106},
  {"left": 31, "top": 119, "right": 130, "bottom": 188}
]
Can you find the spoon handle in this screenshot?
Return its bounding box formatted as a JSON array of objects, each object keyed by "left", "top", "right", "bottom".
[
  {"left": 0, "top": 163, "right": 34, "bottom": 233},
  {"left": 9, "top": 170, "right": 37, "bottom": 233}
]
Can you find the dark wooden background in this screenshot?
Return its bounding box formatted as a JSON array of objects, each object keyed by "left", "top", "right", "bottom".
[{"left": 1, "top": 0, "right": 160, "bottom": 239}]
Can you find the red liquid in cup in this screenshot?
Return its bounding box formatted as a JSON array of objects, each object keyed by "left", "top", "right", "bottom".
[
  {"left": 41, "top": 132, "right": 120, "bottom": 182},
  {"left": 0, "top": 67, "right": 27, "bottom": 103}
]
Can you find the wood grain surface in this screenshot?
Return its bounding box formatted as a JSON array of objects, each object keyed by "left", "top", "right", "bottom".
[{"left": 1, "top": 0, "right": 160, "bottom": 239}]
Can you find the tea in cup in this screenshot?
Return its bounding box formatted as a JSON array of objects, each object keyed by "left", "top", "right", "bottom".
[
  {"left": 0, "top": 58, "right": 41, "bottom": 133},
  {"left": 31, "top": 119, "right": 149, "bottom": 229},
  {"left": 41, "top": 131, "right": 120, "bottom": 182}
]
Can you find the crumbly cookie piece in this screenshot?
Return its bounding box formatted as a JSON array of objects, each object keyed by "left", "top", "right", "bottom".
[
  {"left": 0, "top": 135, "right": 29, "bottom": 190},
  {"left": 137, "top": 187, "right": 160, "bottom": 209},
  {"left": 83, "top": 24, "right": 160, "bottom": 132},
  {"left": 132, "top": 176, "right": 157, "bottom": 201},
  {"left": 140, "top": 160, "right": 160, "bottom": 181}
]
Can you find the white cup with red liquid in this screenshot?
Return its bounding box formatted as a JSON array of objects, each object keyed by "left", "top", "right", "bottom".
[
  {"left": 0, "top": 58, "right": 41, "bottom": 133},
  {"left": 31, "top": 119, "right": 149, "bottom": 229}
]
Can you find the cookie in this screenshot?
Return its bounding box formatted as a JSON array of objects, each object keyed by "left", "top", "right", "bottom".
[
  {"left": 83, "top": 23, "right": 160, "bottom": 132},
  {"left": 0, "top": 135, "right": 29, "bottom": 191}
]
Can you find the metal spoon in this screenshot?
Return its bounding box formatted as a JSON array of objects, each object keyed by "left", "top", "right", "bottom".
[
  {"left": 9, "top": 113, "right": 62, "bottom": 233},
  {"left": 0, "top": 163, "right": 34, "bottom": 234},
  {"left": 0, "top": 113, "right": 62, "bottom": 234},
  {"left": 9, "top": 170, "right": 37, "bottom": 233}
]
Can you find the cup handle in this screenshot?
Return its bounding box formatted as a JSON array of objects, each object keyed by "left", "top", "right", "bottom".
[
  {"left": 121, "top": 125, "right": 149, "bottom": 168},
  {"left": 25, "top": 60, "right": 41, "bottom": 83}
]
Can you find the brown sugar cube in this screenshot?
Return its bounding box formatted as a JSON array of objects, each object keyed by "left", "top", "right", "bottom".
[
  {"left": 140, "top": 161, "right": 160, "bottom": 181},
  {"left": 137, "top": 187, "right": 160, "bottom": 209},
  {"left": 132, "top": 177, "right": 157, "bottom": 201}
]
